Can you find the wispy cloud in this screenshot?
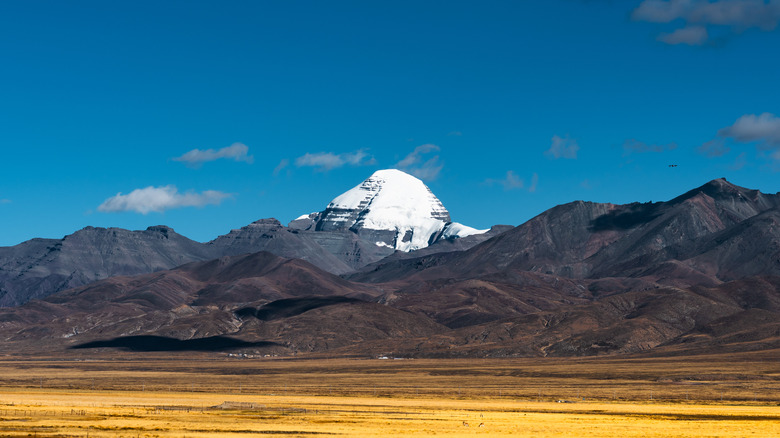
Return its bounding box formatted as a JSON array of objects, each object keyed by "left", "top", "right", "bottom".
[
  {"left": 173, "top": 143, "right": 253, "bottom": 167},
  {"left": 623, "top": 139, "right": 678, "bottom": 155},
  {"left": 0, "top": 199, "right": 10, "bottom": 204},
  {"left": 484, "top": 171, "right": 538, "bottom": 192},
  {"left": 633, "top": 0, "right": 780, "bottom": 45},
  {"left": 698, "top": 139, "right": 731, "bottom": 157},
  {"left": 295, "top": 149, "right": 376, "bottom": 171},
  {"left": 396, "top": 144, "right": 438, "bottom": 168},
  {"left": 447, "top": 131, "right": 463, "bottom": 136},
  {"left": 704, "top": 112, "right": 780, "bottom": 167},
  {"left": 273, "top": 159, "right": 290, "bottom": 176},
  {"left": 98, "top": 185, "right": 232, "bottom": 214},
  {"left": 657, "top": 25, "right": 709, "bottom": 45},
  {"left": 396, "top": 144, "right": 444, "bottom": 180},
  {"left": 528, "top": 173, "right": 539, "bottom": 193},
  {"left": 545, "top": 135, "right": 579, "bottom": 159},
  {"left": 488, "top": 170, "right": 524, "bottom": 190}
]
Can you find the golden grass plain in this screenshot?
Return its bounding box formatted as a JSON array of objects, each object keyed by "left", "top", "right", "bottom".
[{"left": 0, "top": 352, "right": 778, "bottom": 437}]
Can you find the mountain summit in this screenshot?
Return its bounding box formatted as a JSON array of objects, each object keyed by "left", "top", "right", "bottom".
[
  {"left": 2, "top": 177, "right": 780, "bottom": 357},
  {"left": 294, "top": 169, "right": 485, "bottom": 251}
]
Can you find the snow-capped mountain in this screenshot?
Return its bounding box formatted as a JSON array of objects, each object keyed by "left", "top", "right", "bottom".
[
  {"left": 297, "top": 169, "right": 487, "bottom": 251},
  {"left": 0, "top": 169, "right": 501, "bottom": 307}
]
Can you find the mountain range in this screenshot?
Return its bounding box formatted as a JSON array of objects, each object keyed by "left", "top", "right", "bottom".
[
  {"left": 0, "top": 172, "right": 778, "bottom": 358},
  {"left": 0, "top": 169, "right": 497, "bottom": 307}
]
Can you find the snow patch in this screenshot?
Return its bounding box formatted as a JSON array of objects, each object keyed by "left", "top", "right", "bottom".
[{"left": 442, "top": 222, "right": 489, "bottom": 239}]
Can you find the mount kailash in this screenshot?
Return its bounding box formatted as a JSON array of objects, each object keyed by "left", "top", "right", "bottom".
[
  {"left": 0, "top": 176, "right": 779, "bottom": 358},
  {"left": 0, "top": 169, "right": 502, "bottom": 307}
]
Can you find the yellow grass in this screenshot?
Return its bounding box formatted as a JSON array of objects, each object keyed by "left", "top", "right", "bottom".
[{"left": 0, "top": 354, "right": 777, "bottom": 437}]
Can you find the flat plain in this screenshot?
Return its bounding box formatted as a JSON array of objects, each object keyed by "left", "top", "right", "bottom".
[{"left": 0, "top": 351, "right": 778, "bottom": 437}]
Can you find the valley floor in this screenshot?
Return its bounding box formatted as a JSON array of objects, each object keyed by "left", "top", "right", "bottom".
[{"left": 0, "top": 352, "right": 778, "bottom": 437}]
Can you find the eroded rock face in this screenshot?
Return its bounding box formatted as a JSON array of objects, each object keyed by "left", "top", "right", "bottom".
[
  {"left": 0, "top": 226, "right": 217, "bottom": 307},
  {"left": 206, "top": 219, "right": 354, "bottom": 275}
]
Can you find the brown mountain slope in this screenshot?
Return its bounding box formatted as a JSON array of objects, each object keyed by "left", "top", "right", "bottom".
[
  {"left": 329, "top": 276, "right": 780, "bottom": 358},
  {"left": 0, "top": 252, "right": 389, "bottom": 353},
  {"left": 1, "top": 255, "right": 779, "bottom": 358},
  {"left": 350, "top": 178, "right": 780, "bottom": 286},
  {"left": 1, "top": 178, "right": 779, "bottom": 359}
]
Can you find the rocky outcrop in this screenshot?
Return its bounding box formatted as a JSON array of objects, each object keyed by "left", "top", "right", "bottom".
[
  {"left": 0, "top": 226, "right": 216, "bottom": 307},
  {"left": 207, "top": 219, "right": 354, "bottom": 274}
]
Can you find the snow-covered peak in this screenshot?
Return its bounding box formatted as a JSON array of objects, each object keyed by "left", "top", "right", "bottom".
[
  {"left": 304, "top": 168, "right": 486, "bottom": 252},
  {"left": 327, "top": 168, "right": 450, "bottom": 224},
  {"left": 315, "top": 169, "right": 453, "bottom": 251}
]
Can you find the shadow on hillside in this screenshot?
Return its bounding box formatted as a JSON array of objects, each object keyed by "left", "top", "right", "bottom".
[
  {"left": 235, "top": 296, "right": 363, "bottom": 321},
  {"left": 589, "top": 202, "right": 662, "bottom": 231},
  {"left": 70, "top": 335, "right": 281, "bottom": 352}
]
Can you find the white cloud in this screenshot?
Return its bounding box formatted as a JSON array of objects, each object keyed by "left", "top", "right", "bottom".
[
  {"left": 632, "top": 0, "right": 695, "bottom": 23},
  {"left": 705, "top": 113, "right": 780, "bottom": 167},
  {"left": 546, "top": 135, "right": 579, "bottom": 159},
  {"left": 295, "top": 149, "right": 375, "bottom": 171},
  {"left": 495, "top": 171, "right": 524, "bottom": 190},
  {"left": 296, "top": 152, "right": 344, "bottom": 170},
  {"left": 633, "top": 0, "right": 780, "bottom": 45},
  {"left": 98, "top": 185, "right": 232, "bottom": 214},
  {"left": 484, "top": 171, "right": 538, "bottom": 192},
  {"left": 718, "top": 112, "right": 780, "bottom": 145},
  {"left": 528, "top": 173, "right": 539, "bottom": 193},
  {"left": 657, "top": 25, "right": 709, "bottom": 45},
  {"left": 396, "top": 144, "right": 444, "bottom": 180},
  {"left": 273, "top": 159, "right": 290, "bottom": 176},
  {"left": 408, "top": 157, "right": 444, "bottom": 180},
  {"left": 396, "top": 144, "right": 439, "bottom": 168},
  {"left": 173, "top": 142, "right": 254, "bottom": 166}
]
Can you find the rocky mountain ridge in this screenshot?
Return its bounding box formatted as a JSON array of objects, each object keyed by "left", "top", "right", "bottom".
[
  {"left": 0, "top": 169, "right": 500, "bottom": 306},
  {"left": 350, "top": 178, "right": 780, "bottom": 286},
  {"left": 0, "top": 225, "right": 214, "bottom": 307},
  {"left": 0, "top": 177, "right": 778, "bottom": 358}
]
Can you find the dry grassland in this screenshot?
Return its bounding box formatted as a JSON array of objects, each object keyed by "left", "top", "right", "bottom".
[{"left": 0, "top": 352, "right": 777, "bottom": 437}]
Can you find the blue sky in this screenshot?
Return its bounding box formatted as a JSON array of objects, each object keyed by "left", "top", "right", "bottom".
[{"left": 1, "top": 0, "right": 779, "bottom": 246}]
